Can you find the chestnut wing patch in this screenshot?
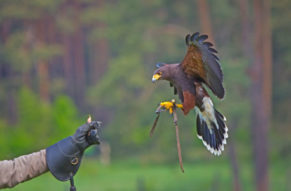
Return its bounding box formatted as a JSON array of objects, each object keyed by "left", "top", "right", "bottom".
[
  {"left": 182, "top": 91, "right": 196, "bottom": 115},
  {"left": 181, "top": 45, "right": 207, "bottom": 81}
]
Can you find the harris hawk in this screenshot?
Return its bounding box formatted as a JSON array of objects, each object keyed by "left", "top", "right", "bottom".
[{"left": 152, "top": 32, "right": 228, "bottom": 155}]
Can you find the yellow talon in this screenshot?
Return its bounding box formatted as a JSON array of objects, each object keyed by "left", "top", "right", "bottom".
[
  {"left": 159, "top": 100, "right": 183, "bottom": 114},
  {"left": 176, "top": 104, "right": 183, "bottom": 109},
  {"left": 160, "top": 101, "right": 174, "bottom": 110},
  {"left": 169, "top": 107, "right": 173, "bottom": 114}
]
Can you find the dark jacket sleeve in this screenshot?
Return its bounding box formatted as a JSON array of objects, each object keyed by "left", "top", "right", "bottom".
[{"left": 0, "top": 149, "right": 48, "bottom": 189}]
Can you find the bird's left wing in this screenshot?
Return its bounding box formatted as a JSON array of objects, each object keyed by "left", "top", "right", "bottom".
[{"left": 180, "top": 32, "right": 225, "bottom": 99}]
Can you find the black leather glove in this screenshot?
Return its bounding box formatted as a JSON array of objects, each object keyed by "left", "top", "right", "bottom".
[
  {"left": 72, "top": 121, "right": 101, "bottom": 149},
  {"left": 46, "top": 121, "right": 101, "bottom": 181}
]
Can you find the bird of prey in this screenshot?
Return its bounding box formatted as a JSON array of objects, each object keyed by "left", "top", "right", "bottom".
[{"left": 152, "top": 32, "right": 228, "bottom": 155}]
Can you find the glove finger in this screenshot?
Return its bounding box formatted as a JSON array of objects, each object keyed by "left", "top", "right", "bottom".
[
  {"left": 73, "top": 123, "right": 90, "bottom": 142},
  {"left": 89, "top": 121, "right": 101, "bottom": 129},
  {"left": 80, "top": 123, "right": 91, "bottom": 132},
  {"left": 87, "top": 129, "right": 100, "bottom": 145}
]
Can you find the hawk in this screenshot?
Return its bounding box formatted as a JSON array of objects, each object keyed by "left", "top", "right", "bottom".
[{"left": 152, "top": 32, "right": 228, "bottom": 155}]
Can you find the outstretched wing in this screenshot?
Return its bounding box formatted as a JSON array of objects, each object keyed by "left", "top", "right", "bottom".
[{"left": 180, "top": 32, "right": 225, "bottom": 99}]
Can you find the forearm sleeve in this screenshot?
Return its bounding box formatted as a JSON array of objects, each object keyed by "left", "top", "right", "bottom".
[{"left": 0, "top": 149, "right": 48, "bottom": 189}]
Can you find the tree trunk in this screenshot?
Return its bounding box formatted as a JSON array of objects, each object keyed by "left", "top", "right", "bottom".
[
  {"left": 228, "top": 121, "right": 241, "bottom": 191},
  {"left": 0, "top": 20, "right": 11, "bottom": 43},
  {"left": 46, "top": 15, "right": 58, "bottom": 86},
  {"left": 196, "top": 0, "right": 215, "bottom": 43},
  {"left": 251, "top": 0, "right": 271, "bottom": 190},
  {"left": 238, "top": 0, "right": 253, "bottom": 61},
  {"left": 262, "top": 0, "right": 272, "bottom": 119},
  {"left": 91, "top": 30, "right": 109, "bottom": 84},
  {"left": 72, "top": 1, "right": 85, "bottom": 107},
  {"left": 38, "top": 60, "right": 49, "bottom": 101},
  {"left": 63, "top": 34, "right": 74, "bottom": 97},
  {"left": 6, "top": 74, "right": 18, "bottom": 125},
  {"left": 72, "top": 28, "right": 85, "bottom": 106},
  {"left": 90, "top": 0, "right": 109, "bottom": 84},
  {"left": 36, "top": 20, "right": 50, "bottom": 101}
]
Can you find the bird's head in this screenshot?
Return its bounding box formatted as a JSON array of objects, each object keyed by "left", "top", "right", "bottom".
[{"left": 152, "top": 63, "right": 172, "bottom": 82}]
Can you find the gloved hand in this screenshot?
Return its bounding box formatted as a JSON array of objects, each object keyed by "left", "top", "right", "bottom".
[
  {"left": 46, "top": 121, "right": 102, "bottom": 181},
  {"left": 72, "top": 121, "right": 102, "bottom": 150}
]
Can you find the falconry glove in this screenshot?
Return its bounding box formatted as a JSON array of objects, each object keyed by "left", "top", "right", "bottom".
[{"left": 46, "top": 121, "right": 101, "bottom": 181}]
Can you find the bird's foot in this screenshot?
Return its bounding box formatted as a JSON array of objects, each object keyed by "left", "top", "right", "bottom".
[{"left": 159, "top": 99, "right": 183, "bottom": 114}]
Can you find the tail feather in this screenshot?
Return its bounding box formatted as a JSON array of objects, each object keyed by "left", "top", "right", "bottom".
[
  {"left": 215, "top": 108, "right": 229, "bottom": 144},
  {"left": 213, "top": 125, "right": 222, "bottom": 148},
  {"left": 196, "top": 109, "right": 228, "bottom": 156},
  {"left": 196, "top": 114, "right": 202, "bottom": 137}
]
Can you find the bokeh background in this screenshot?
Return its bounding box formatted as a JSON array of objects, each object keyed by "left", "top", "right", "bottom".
[{"left": 0, "top": 0, "right": 290, "bottom": 190}]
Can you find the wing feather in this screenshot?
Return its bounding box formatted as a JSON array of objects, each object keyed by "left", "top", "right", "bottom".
[{"left": 181, "top": 33, "right": 225, "bottom": 99}]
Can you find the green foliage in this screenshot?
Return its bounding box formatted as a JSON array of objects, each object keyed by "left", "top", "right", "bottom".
[
  {"left": 272, "top": 0, "right": 291, "bottom": 129},
  {"left": 51, "top": 95, "right": 81, "bottom": 143},
  {"left": 0, "top": 0, "right": 62, "bottom": 21},
  {"left": 0, "top": 119, "right": 9, "bottom": 157},
  {"left": 3, "top": 32, "right": 33, "bottom": 72},
  {"left": 11, "top": 88, "right": 53, "bottom": 154},
  {"left": 0, "top": 88, "right": 81, "bottom": 158}
]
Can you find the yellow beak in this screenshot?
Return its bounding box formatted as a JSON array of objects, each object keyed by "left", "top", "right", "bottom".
[{"left": 152, "top": 74, "right": 161, "bottom": 82}]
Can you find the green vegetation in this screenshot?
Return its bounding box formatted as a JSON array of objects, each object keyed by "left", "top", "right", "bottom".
[
  {"left": 0, "top": 88, "right": 82, "bottom": 158},
  {"left": 3, "top": 158, "right": 289, "bottom": 191}
]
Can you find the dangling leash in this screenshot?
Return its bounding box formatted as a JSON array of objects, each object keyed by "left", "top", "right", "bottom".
[
  {"left": 150, "top": 105, "right": 163, "bottom": 137},
  {"left": 150, "top": 101, "right": 184, "bottom": 173},
  {"left": 69, "top": 173, "right": 76, "bottom": 191}
]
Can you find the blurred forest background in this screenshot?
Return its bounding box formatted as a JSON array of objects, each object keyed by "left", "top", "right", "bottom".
[{"left": 0, "top": 0, "right": 290, "bottom": 190}]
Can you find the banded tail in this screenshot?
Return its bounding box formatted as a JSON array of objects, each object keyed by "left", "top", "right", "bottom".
[{"left": 196, "top": 97, "right": 228, "bottom": 156}]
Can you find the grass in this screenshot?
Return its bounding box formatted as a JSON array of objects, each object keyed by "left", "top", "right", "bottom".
[{"left": 3, "top": 157, "right": 289, "bottom": 191}]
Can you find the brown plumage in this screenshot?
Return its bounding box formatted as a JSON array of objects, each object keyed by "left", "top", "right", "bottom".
[
  {"left": 152, "top": 32, "right": 228, "bottom": 155},
  {"left": 182, "top": 91, "right": 196, "bottom": 115},
  {"left": 181, "top": 45, "right": 207, "bottom": 80}
]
